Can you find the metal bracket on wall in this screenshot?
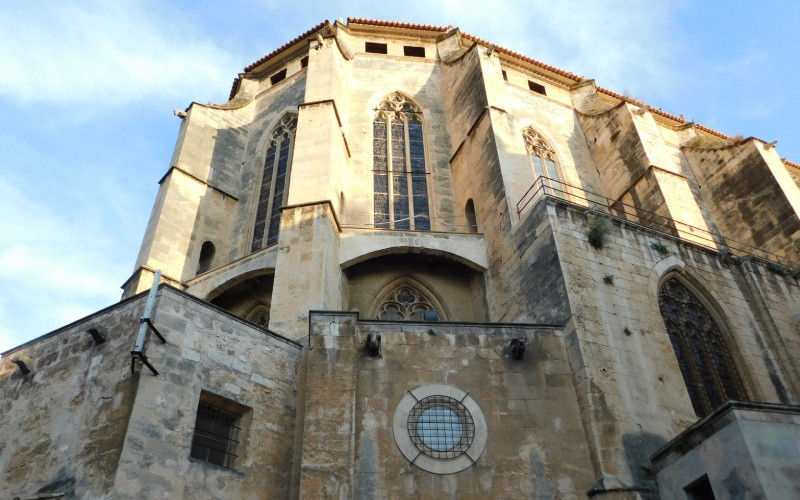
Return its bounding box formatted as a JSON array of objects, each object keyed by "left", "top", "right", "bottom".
[{"left": 130, "top": 270, "right": 166, "bottom": 376}]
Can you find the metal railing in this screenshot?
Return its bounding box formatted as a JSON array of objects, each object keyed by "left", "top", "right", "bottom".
[{"left": 517, "top": 176, "right": 799, "bottom": 270}]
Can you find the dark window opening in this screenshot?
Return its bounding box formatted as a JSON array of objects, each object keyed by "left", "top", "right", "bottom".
[
  {"left": 300, "top": 56, "right": 308, "bottom": 68},
  {"left": 270, "top": 69, "right": 287, "bottom": 85},
  {"left": 403, "top": 45, "right": 425, "bottom": 58},
  {"left": 528, "top": 80, "right": 546, "bottom": 95},
  {"left": 191, "top": 399, "right": 243, "bottom": 469},
  {"left": 196, "top": 241, "right": 215, "bottom": 275},
  {"left": 465, "top": 199, "right": 478, "bottom": 233},
  {"left": 659, "top": 278, "right": 746, "bottom": 417},
  {"left": 684, "top": 474, "right": 715, "bottom": 500},
  {"left": 365, "top": 42, "right": 388, "bottom": 54},
  {"left": 501, "top": 70, "right": 508, "bottom": 81}
]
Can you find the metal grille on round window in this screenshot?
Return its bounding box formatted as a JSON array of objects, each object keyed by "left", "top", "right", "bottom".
[{"left": 407, "top": 395, "right": 475, "bottom": 459}]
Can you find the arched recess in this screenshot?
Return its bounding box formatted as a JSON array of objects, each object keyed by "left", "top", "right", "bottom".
[
  {"left": 465, "top": 199, "right": 478, "bottom": 233},
  {"left": 207, "top": 270, "right": 275, "bottom": 326},
  {"left": 370, "top": 276, "right": 448, "bottom": 321},
  {"left": 196, "top": 241, "right": 216, "bottom": 275},
  {"left": 657, "top": 273, "right": 748, "bottom": 417},
  {"left": 343, "top": 253, "right": 487, "bottom": 322}
]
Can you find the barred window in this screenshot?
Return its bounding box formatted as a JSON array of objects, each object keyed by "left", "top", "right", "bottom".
[
  {"left": 252, "top": 114, "right": 297, "bottom": 252},
  {"left": 373, "top": 94, "right": 431, "bottom": 231},
  {"left": 190, "top": 398, "right": 245, "bottom": 469},
  {"left": 659, "top": 277, "right": 746, "bottom": 417},
  {"left": 522, "top": 127, "right": 560, "bottom": 183}
]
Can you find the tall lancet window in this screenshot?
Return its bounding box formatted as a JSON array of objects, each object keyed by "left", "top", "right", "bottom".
[
  {"left": 522, "top": 127, "right": 560, "bottom": 184},
  {"left": 659, "top": 277, "right": 746, "bottom": 417},
  {"left": 252, "top": 114, "right": 297, "bottom": 252},
  {"left": 373, "top": 94, "right": 430, "bottom": 231}
]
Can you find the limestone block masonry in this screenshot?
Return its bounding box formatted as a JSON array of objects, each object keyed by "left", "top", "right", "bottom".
[{"left": 3, "top": 17, "right": 800, "bottom": 499}]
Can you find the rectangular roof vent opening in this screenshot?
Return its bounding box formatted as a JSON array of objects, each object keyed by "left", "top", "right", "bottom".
[
  {"left": 528, "top": 80, "right": 546, "bottom": 95},
  {"left": 403, "top": 46, "right": 425, "bottom": 58},
  {"left": 365, "top": 42, "right": 388, "bottom": 54},
  {"left": 270, "top": 69, "right": 287, "bottom": 85}
]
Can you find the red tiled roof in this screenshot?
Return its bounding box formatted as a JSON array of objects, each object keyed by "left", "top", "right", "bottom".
[
  {"left": 242, "top": 18, "right": 735, "bottom": 141},
  {"left": 347, "top": 17, "right": 449, "bottom": 32},
  {"left": 243, "top": 20, "right": 330, "bottom": 72},
  {"left": 784, "top": 158, "right": 800, "bottom": 170}
]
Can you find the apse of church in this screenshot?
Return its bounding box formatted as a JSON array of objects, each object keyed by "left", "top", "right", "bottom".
[{"left": 2, "top": 18, "right": 800, "bottom": 499}]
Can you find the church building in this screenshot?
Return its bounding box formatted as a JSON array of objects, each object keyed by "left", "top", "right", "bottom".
[{"left": 2, "top": 18, "right": 800, "bottom": 499}]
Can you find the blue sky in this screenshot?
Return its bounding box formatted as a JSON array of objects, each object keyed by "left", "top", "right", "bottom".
[{"left": 1, "top": 1, "right": 798, "bottom": 352}]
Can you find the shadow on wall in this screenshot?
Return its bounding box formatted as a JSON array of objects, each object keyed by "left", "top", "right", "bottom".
[
  {"left": 343, "top": 253, "right": 487, "bottom": 322},
  {"left": 208, "top": 273, "right": 274, "bottom": 328}
]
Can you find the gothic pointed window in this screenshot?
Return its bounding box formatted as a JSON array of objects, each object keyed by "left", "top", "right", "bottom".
[
  {"left": 377, "top": 285, "right": 439, "bottom": 321},
  {"left": 252, "top": 114, "right": 297, "bottom": 252},
  {"left": 659, "top": 278, "right": 746, "bottom": 417},
  {"left": 522, "top": 127, "right": 560, "bottom": 185},
  {"left": 373, "top": 94, "right": 430, "bottom": 231}
]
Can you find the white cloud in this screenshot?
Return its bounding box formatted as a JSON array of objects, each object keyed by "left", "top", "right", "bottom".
[
  {"left": 0, "top": 1, "right": 237, "bottom": 106},
  {"left": 425, "top": 0, "right": 678, "bottom": 100},
  {"left": 0, "top": 182, "right": 125, "bottom": 352}
]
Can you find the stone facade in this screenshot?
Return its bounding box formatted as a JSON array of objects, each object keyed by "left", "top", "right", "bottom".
[{"left": 2, "top": 18, "right": 800, "bottom": 499}]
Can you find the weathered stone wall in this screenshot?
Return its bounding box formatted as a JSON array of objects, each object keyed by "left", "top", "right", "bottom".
[
  {"left": 0, "top": 294, "right": 146, "bottom": 498},
  {"left": 684, "top": 140, "right": 800, "bottom": 262},
  {"left": 652, "top": 403, "right": 800, "bottom": 499},
  {"left": 0, "top": 286, "right": 303, "bottom": 499},
  {"left": 299, "top": 312, "right": 596, "bottom": 499},
  {"left": 344, "top": 39, "right": 454, "bottom": 231},
  {"left": 112, "top": 287, "right": 302, "bottom": 499},
  {"left": 229, "top": 73, "right": 307, "bottom": 262},
  {"left": 547, "top": 197, "right": 799, "bottom": 491}
]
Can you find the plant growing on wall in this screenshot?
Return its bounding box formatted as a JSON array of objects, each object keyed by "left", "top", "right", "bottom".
[
  {"left": 603, "top": 274, "right": 614, "bottom": 285},
  {"left": 587, "top": 214, "right": 612, "bottom": 249},
  {"left": 651, "top": 241, "right": 669, "bottom": 257}
]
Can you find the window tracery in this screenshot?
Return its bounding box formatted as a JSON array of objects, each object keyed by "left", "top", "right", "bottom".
[
  {"left": 373, "top": 94, "right": 430, "bottom": 231},
  {"left": 522, "top": 127, "right": 560, "bottom": 183},
  {"left": 377, "top": 285, "right": 438, "bottom": 321},
  {"left": 658, "top": 277, "right": 745, "bottom": 417},
  {"left": 252, "top": 114, "right": 297, "bottom": 252}
]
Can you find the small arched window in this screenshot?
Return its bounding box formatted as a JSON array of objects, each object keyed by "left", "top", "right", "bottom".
[
  {"left": 252, "top": 114, "right": 297, "bottom": 252},
  {"left": 373, "top": 94, "right": 430, "bottom": 231},
  {"left": 659, "top": 277, "right": 746, "bottom": 417},
  {"left": 522, "top": 127, "right": 560, "bottom": 184},
  {"left": 196, "top": 241, "right": 215, "bottom": 275},
  {"left": 377, "top": 285, "right": 439, "bottom": 321},
  {"left": 465, "top": 199, "right": 478, "bottom": 233}
]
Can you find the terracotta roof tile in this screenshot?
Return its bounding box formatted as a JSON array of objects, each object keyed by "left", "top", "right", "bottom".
[
  {"left": 243, "top": 20, "right": 330, "bottom": 72},
  {"left": 240, "top": 18, "right": 736, "bottom": 142},
  {"left": 347, "top": 17, "right": 449, "bottom": 32},
  {"left": 783, "top": 158, "right": 800, "bottom": 170}
]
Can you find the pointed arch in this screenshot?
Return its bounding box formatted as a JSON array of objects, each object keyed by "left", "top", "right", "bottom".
[
  {"left": 658, "top": 275, "right": 746, "bottom": 417},
  {"left": 370, "top": 277, "right": 447, "bottom": 321},
  {"left": 522, "top": 126, "right": 561, "bottom": 186},
  {"left": 252, "top": 113, "right": 298, "bottom": 252},
  {"left": 373, "top": 93, "right": 431, "bottom": 231}
]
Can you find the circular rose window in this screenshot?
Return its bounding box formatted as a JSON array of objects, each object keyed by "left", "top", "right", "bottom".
[{"left": 393, "top": 385, "right": 487, "bottom": 474}]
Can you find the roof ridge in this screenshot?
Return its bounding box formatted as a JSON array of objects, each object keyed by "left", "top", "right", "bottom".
[
  {"left": 239, "top": 18, "right": 747, "bottom": 145},
  {"left": 243, "top": 20, "right": 330, "bottom": 72}
]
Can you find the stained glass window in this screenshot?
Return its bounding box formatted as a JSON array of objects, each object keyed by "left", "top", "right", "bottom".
[
  {"left": 522, "top": 127, "right": 560, "bottom": 187},
  {"left": 373, "top": 94, "right": 430, "bottom": 230},
  {"left": 252, "top": 114, "right": 297, "bottom": 252},
  {"left": 377, "top": 285, "right": 438, "bottom": 321},
  {"left": 658, "top": 278, "right": 746, "bottom": 417}
]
